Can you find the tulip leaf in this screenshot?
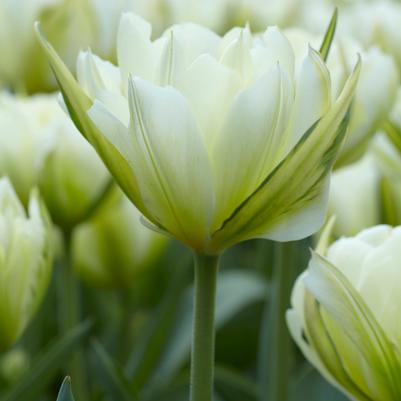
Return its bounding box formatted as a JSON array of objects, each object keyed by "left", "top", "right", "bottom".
[
  {"left": 319, "top": 8, "right": 338, "bottom": 61},
  {"left": 91, "top": 340, "right": 137, "bottom": 401},
  {"left": 212, "top": 59, "right": 361, "bottom": 251},
  {"left": 34, "top": 23, "right": 149, "bottom": 216},
  {"left": 305, "top": 252, "right": 401, "bottom": 400},
  {"left": 0, "top": 320, "right": 92, "bottom": 401},
  {"left": 56, "top": 377, "right": 75, "bottom": 401}
]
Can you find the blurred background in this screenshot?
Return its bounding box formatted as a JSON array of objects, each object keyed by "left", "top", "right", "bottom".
[{"left": 1, "top": 0, "right": 401, "bottom": 400}]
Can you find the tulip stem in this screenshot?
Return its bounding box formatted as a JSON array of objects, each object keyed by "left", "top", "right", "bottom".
[
  {"left": 258, "top": 241, "right": 295, "bottom": 401},
  {"left": 59, "top": 230, "right": 89, "bottom": 401},
  {"left": 190, "top": 252, "right": 220, "bottom": 401}
]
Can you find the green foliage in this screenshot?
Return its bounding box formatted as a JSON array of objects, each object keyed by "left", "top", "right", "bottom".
[{"left": 56, "top": 378, "right": 75, "bottom": 401}]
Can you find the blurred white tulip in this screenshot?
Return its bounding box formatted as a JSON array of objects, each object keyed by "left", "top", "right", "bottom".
[
  {"left": 0, "top": 178, "right": 52, "bottom": 351},
  {"left": 0, "top": 92, "right": 109, "bottom": 229}
]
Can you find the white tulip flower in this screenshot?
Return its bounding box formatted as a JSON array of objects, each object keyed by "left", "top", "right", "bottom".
[{"left": 36, "top": 13, "right": 360, "bottom": 253}]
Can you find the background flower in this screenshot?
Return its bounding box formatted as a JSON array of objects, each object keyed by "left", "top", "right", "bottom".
[
  {"left": 0, "top": 92, "right": 109, "bottom": 229},
  {"left": 72, "top": 188, "right": 167, "bottom": 288},
  {"left": 0, "top": 178, "right": 53, "bottom": 351},
  {"left": 288, "top": 225, "right": 401, "bottom": 400}
]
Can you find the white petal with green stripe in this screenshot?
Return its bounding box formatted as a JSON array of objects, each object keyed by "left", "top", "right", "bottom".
[{"left": 210, "top": 58, "right": 360, "bottom": 251}]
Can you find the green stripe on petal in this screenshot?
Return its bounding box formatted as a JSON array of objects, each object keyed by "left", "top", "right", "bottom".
[
  {"left": 210, "top": 59, "right": 361, "bottom": 252},
  {"left": 305, "top": 251, "right": 401, "bottom": 400},
  {"left": 212, "top": 65, "right": 293, "bottom": 230},
  {"left": 304, "top": 291, "right": 374, "bottom": 401},
  {"left": 126, "top": 77, "right": 214, "bottom": 249},
  {"left": 34, "top": 23, "right": 150, "bottom": 219}
]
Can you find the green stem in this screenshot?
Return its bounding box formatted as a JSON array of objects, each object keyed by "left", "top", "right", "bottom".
[
  {"left": 58, "top": 230, "right": 89, "bottom": 400},
  {"left": 258, "top": 241, "right": 295, "bottom": 401},
  {"left": 190, "top": 252, "right": 220, "bottom": 401}
]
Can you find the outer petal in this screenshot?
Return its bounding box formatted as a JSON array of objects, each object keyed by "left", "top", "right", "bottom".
[
  {"left": 35, "top": 24, "right": 149, "bottom": 218},
  {"left": 102, "top": 77, "right": 214, "bottom": 249},
  {"left": 210, "top": 58, "right": 361, "bottom": 252},
  {"left": 285, "top": 309, "right": 352, "bottom": 398}
]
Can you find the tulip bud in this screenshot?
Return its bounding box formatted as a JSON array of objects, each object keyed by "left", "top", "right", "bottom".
[
  {"left": 36, "top": 13, "right": 361, "bottom": 253},
  {"left": 288, "top": 225, "right": 401, "bottom": 400},
  {"left": 0, "top": 178, "right": 53, "bottom": 351},
  {"left": 72, "top": 189, "right": 167, "bottom": 288},
  {"left": 0, "top": 92, "right": 109, "bottom": 229}
]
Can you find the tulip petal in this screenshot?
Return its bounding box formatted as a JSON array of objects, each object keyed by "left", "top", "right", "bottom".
[
  {"left": 287, "top": 48, "right": 331, "bottom": 148},
  {"left": 212, "top": 65, "right": 293, "bottom": 229},
  {"left": 117, "top": 13, "right": 157, "bottom": 83},
  {"left": 163, "top": 23, "right": 220, "bottom": 65},
  {"left": 211, "top": 58, "right": 361, "bottom": 251},
  {"left": 178, "top": 54, "right": 241, "bottom": 147},
  {"left": 34, "top": 23, "right": 149, "bottom": 217},
  {"left": 77, "top": 51, "right": 122, "bottom": 98},
  {"left": 336, "top": 49, "right": 397, "bottom": 167},
  {"left": 124, "top": 77, "right": 214, "bottom": 248},
  {"left": 254, "top": 27, "right": 295, "bottom": 78},
  {"left": 220, "top": 30, "right": 253, "bottom": 84}
]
